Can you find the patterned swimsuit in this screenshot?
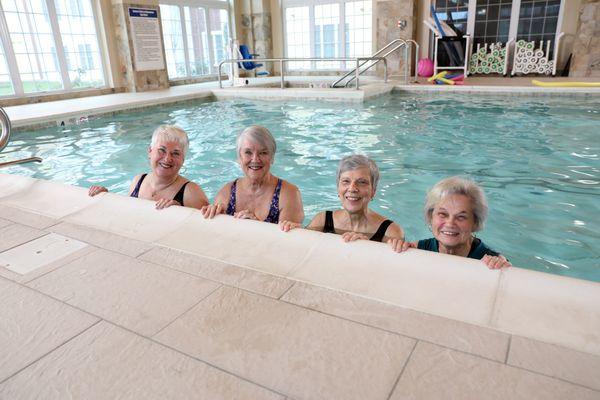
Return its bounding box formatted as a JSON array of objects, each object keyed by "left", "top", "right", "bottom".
[{"left": 226, "top": 178, "right": 283, "bottom": 224}]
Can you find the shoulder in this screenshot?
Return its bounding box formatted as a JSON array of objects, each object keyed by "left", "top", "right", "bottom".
[
  {"left": 128, "top": 173, "right": 145, "bottom": 192},
  {"left": 214, "top": 180, "right": 236, "bottom": 201},
  {"left": 307, "top": 211, "right": 326, "bottom": 230},
  {"left": 279, "top": 179, "right": 301, "bottom": 196},
  {"left": 471, "top": 238, "right": 500, "bottom": 259},
  {"left": 384, "top": 222, "right": 404, "bottom": 240},
  {"left": 417, "top": 237, "right": 437, "bottom": 251}
]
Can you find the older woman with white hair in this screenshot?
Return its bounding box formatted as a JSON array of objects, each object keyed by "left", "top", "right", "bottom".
[
  {"left": 389, "top": 176, "right": 511, "bottom": 269},
  {"left": 282, "top": 154, "right": 404, "bottom": 243},
  {"left": 202, "top": 125, "right": 304, "bottom": 224},
  {"left": 88, "top": 125, "right": 209, "bottom": 210}
]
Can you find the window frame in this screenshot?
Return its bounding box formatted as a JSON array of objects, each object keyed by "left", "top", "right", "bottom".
[
  {"left": 0, "top": 0, "right": 109, "bottom": 98},
  {"left": 282, "top": 0, "right": 374, "bottom": 72},
  {"left": 159, "top": 0, "right": 232, "bottom": 81}
]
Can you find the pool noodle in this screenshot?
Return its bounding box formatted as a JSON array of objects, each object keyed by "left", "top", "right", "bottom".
[
  {"left": 427, "top": 71, "right": 447, "bottom": 82},
  {"left": 532, "top": 80, "right": 600, "bottom": 87},
  {"left": 436, "top": 77, "right": 455, "bottom": 85}
]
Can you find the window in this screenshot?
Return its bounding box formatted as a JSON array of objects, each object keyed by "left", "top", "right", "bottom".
[
  {"left": 0, "top": 0, "right": 105, "bottom": 97},
  {"left": 473, "top": 0, "right": 513, "bottom": 48},
  {"left": 434, "top": 0, "right": 469, "bottom": 35},
  {"left": 159, "top": 2, "right": 230, "bottom": 80},
  {"left": 517, "top": 0, "right": 560, "bottom": 48},
  {"left": 284, "top": 0, "right": 372, "bottom": 71}
]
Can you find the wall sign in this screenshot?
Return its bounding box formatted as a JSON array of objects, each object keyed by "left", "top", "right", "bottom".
[{"left": 128, "top": 8, "right": 165, "bottom": 71}]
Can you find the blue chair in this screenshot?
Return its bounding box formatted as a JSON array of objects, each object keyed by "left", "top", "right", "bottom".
[{"left": 239, "top": 45, "right": 269, "bottom": 76}]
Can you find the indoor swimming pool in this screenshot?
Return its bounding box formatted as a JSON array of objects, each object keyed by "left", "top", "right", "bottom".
[{"left": 3, "top": 92, "right": 599, "bottom": 281}]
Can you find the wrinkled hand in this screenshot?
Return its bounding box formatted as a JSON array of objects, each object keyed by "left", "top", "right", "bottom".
[
  {"left": 341, "top": 232, "right": 369, "bottom": 242},
  {"left": 280, "top": 220, "right": 301, "bottom": 232},
  {"left": 201, "top": 204, "right": 224, "bottom": 219},
  {"left": 388, "top": 238, "right": 415, "bottom": 253},
  {"left": 88, "top": 185, "right": 108, "bottom": 197},
  {"left": 155, "top": 198, "right": 180, "bottom": 210},
  {"left": 482, "top": 254, "right": 512, "bottom": 269},
  {"left": 234, "top": 209, "right": 257, "bottom": 220}
]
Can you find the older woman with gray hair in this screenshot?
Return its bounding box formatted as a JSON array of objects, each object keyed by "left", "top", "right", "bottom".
[
  {"left": 282, "top": 154, "right": 404, "bottom": 243},
  {"left": 202, "top": 125, "right": 304, "bottom": 224},
  {"left": 389, "top": 176, "right": 511, "bottom": 269},
  {"left": 89, "top": 125, "right": 209, "bottom": 210}
]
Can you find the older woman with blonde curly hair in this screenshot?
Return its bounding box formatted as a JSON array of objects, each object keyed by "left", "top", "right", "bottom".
[{"left": 389, "top": 176, "right": 511, "bottom": 269}]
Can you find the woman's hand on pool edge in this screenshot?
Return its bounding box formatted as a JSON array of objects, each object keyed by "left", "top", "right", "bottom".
[
  {"left": 88, "top": 185, "right": 108, "bottom": 197},
  {"left": 155, "top": 198, "right": 180, "bottom": 209},
  {"left": 234, "top": 209, "right": 257, "bottom": 220},
  {"left": 482, "top": 254, "right": 512, "bottom": 269},
  {"left": 388, "top": 238, "right": 415, "bottom": 253},
  {"left": 280, "top": 220, "right": 301, "bottom": 232},
  {"left": 342, "top": 232, "right": 369, "bottom": 242},
  {"left": 201, "top": 204, "right": 224, "bottom": 219}
]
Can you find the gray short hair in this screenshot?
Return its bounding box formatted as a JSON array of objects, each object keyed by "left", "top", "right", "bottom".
[
  {"left": 336, "top": 155, "right": 380, "bottom": 193},
  {"left": 236, "top": 125, "right": 277, "bottom": 160},
  {"left": 424, "top": 176, "right": 488, "bottom": 232},
  {"left": 151, "top": 125, "right": 189, "bottom": 156}
]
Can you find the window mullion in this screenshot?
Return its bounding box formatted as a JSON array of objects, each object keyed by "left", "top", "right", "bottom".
[
  {"left": 205, "top": 8, "right": 215, "bottom": 74},
  {"left": 179, "top": 6, "right": 190, "bottom": 77},
  {"left": 90, "top": 0, "right": 109, "bottom": 87},
  {"left": 45, "top": 0, "right": 71, "bottom": 90},
  {"left": 466, "top": 0, "right": 476, "bottom": 36},
  {"left": 309, "top": 4, "right": 315, "bottom": 69},
  {"left": 0, "top": 3, "right": 24, "bottom": 96},
  {"left": 339, "top": 0, "right": 345, "bottom": 69},
  {"left": 509, "top": 0, "right": 521, "bottom": 40}
]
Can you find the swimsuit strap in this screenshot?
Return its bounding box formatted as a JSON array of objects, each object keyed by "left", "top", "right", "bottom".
[
  {"left": 173, "top": 181, "right": 190, "bottom": 206},
  {"left": 264, "top": 179, "right": 283, "bottom": 223},
  {"left": 130, "top": 173, "right": 147, "bottom": 198},
  {"left": 323, "top": 210, "right": 335, "bottom": 233},
  {"left": 370, "top": 219, "right": 393, "bottom": 242},
  {"left": 226, "top": 179, "right": 238, "bottom": 216}
]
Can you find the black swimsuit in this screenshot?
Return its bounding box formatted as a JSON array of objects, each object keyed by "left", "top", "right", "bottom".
[
  {"left": 130, "top": 173, "right": 189, "bottom": 206},
  {"left": 323, "top": 210, "right": 393, "bottom": 242}
]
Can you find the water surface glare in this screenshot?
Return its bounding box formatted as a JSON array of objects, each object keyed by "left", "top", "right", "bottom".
[{"left": 4, "top": 93, "right": 599, "bottom": 281}]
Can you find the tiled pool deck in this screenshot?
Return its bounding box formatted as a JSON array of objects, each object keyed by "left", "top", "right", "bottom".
[{"left": 1, "top": 79, "right": 600, "bottom": 399}]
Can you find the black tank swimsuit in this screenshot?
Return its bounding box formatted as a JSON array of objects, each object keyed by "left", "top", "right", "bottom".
[
  {"left": 322, "top": 210, "right": 393, "bottom": 242},
  {"left": 130, "top": 173, "right": 189, "bottom": 206}
]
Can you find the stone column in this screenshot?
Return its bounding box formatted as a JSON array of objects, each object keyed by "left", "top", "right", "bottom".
[
  {"left": 235, "top": 0, "right": 273, "bottom": 74},
  {"left": 375, "top": 0, "right": 417, "bottom": 79},
  {"left": 112, "top": 0, "right": 169, "bottom": 91},
  {"left": 570, "top": 0, "right": 600, "bottom": 77}
]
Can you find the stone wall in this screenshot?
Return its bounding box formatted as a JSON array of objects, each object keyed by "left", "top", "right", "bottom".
[
  {"left": 375, "top": 0, "right": 417, "bottom": 79},
  {"left": 570, "top": 0, "right": 600, "bottom": 77},
  {"left": 112, "top": 1, "right": 169, "bottom": 91}
]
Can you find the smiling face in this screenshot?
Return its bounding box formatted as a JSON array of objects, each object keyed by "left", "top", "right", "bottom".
[
  {"left": 148, "top": 140, "right": 184, "bottom": 179},
  {"left": 337, "top": 167, "right": 375, "bottom": 213},
  {"left": 431, "top": 194, "right": 476, "bottom": 251},
  {"left": 238, "top": 138, "right": 273, "bottom": 180}
]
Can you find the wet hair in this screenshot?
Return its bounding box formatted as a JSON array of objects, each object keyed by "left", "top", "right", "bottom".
[
  {"left": 236, "top": 125, "right": 277, "bottom": 160},
  {"left": 150, "top": 125, "right": 189, "bottom": 156},
  {"left": 424, "top": 176, "right": 488, "bottom": 232},
  {"left": 336, "top": 154, "right": 380, "bottom": 193}
]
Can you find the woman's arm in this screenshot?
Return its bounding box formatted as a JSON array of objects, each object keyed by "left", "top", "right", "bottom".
[
  {"left": 278, "top": 181, "right": 304, "bottom": 224},
  {"left": 305, "top": 211, "right": 326, "bottom": 231},
  {"left": 201, "top": 182, "right": 232, "bottom": 218},
  {"left": 183, "top": 182, "right": 209, "bottom": 210}
]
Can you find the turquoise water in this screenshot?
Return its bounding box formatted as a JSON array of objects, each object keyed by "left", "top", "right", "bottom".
[{"left": 3, "top": 93, "right": 599, "bottom": 281}]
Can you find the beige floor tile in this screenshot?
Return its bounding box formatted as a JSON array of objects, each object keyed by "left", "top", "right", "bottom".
[
  {"left": 0, "top": 278, "right": 99, "bottom": 382},
  {"left": 508, "top": 336, "right": 600, "bottom": 391},
  {"left": 282, "top": 282, "right": 510, "bottom": 362},
  {"left": 0, "top": 173, "right": 36, "bottom": 199},
  {"left": 49, "top": 222, "right": 154, "bottom": 257},
  {"left": 390, "top": 342, "right": 599, "bottom": 400},
  {"left": 289, "top": 239, "right": 501, "bottom": 326},
  {"left": 64, "top": 193, "right": 195, "bottom": 242},
  {"left": 0, "top": 224, "right": 47, "bottom": 252},
  {"left": 157, "top": 214, "right": 321, "bottom": 276},
  {"left": 140, "top": 246, "right": 294, "bottom": 298},
  {"left": 0, "top": 179, "right": 99, "bottom": 218},
  {"left": 28, "top": 249, "right": 221, "bottom": 336},
  {"left": 0, "top": 321, "right": 283, "bottom": 400},
  {"left": 155, "top": 286, "right": 415, "bottom": 400},
  {"left": 0, "top": 205, "right": 58, "bottom": 229},
  {"left": 491, "top": 268, "right": 600, "bottom": 355},
  {"left": 0, "top": 218, "right": 12, "bottom": 229}
]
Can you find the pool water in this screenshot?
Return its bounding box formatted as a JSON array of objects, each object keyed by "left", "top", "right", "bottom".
[{"left": 3, "top": 93, "right": 599, "bottom": 281}]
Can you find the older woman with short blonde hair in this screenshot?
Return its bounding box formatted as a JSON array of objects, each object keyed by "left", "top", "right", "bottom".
[
  {"left": 89, "top": 125, "right": 209, "bottom": 210},
  {"left": 202, "top": 125, "right": 304, "bottom": 224},
  {"left": 389, "top": 176, "right": 511, "bottom": 269}
]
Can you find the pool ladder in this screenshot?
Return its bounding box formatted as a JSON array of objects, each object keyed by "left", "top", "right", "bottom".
[{"left": 0, "top": 107, "right": 42, "bottom": 168}]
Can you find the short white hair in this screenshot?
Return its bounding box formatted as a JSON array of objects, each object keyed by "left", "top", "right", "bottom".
[
  {"left": 424, "top": 176, "right": 489, "bottom": 232},
  {"left": 336, "top": 155, "right": 380, "bottom": 193},
  {"left": 151, "top": 125, "right": 189, "bottom": 156},
  {"left": 236, "top": 125, "right": 277, "bottom": 160}
]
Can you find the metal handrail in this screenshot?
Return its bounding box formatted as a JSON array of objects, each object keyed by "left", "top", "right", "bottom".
[
  {"left": 332, "top": 39, "right": 407, "bottom": 88},
  {"left": 218, "top": 57, "right": 387, "bottom": 90},
  {"left": 343, "top": 41, "right": 408, "bottom": 87},
  {"left": 0, "top": 107, "right": 42, "bottom": 168}
]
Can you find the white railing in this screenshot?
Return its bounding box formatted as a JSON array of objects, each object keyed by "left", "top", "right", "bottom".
[{"left": 0, "top": 107, "right": 42, "bottom": 168}]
